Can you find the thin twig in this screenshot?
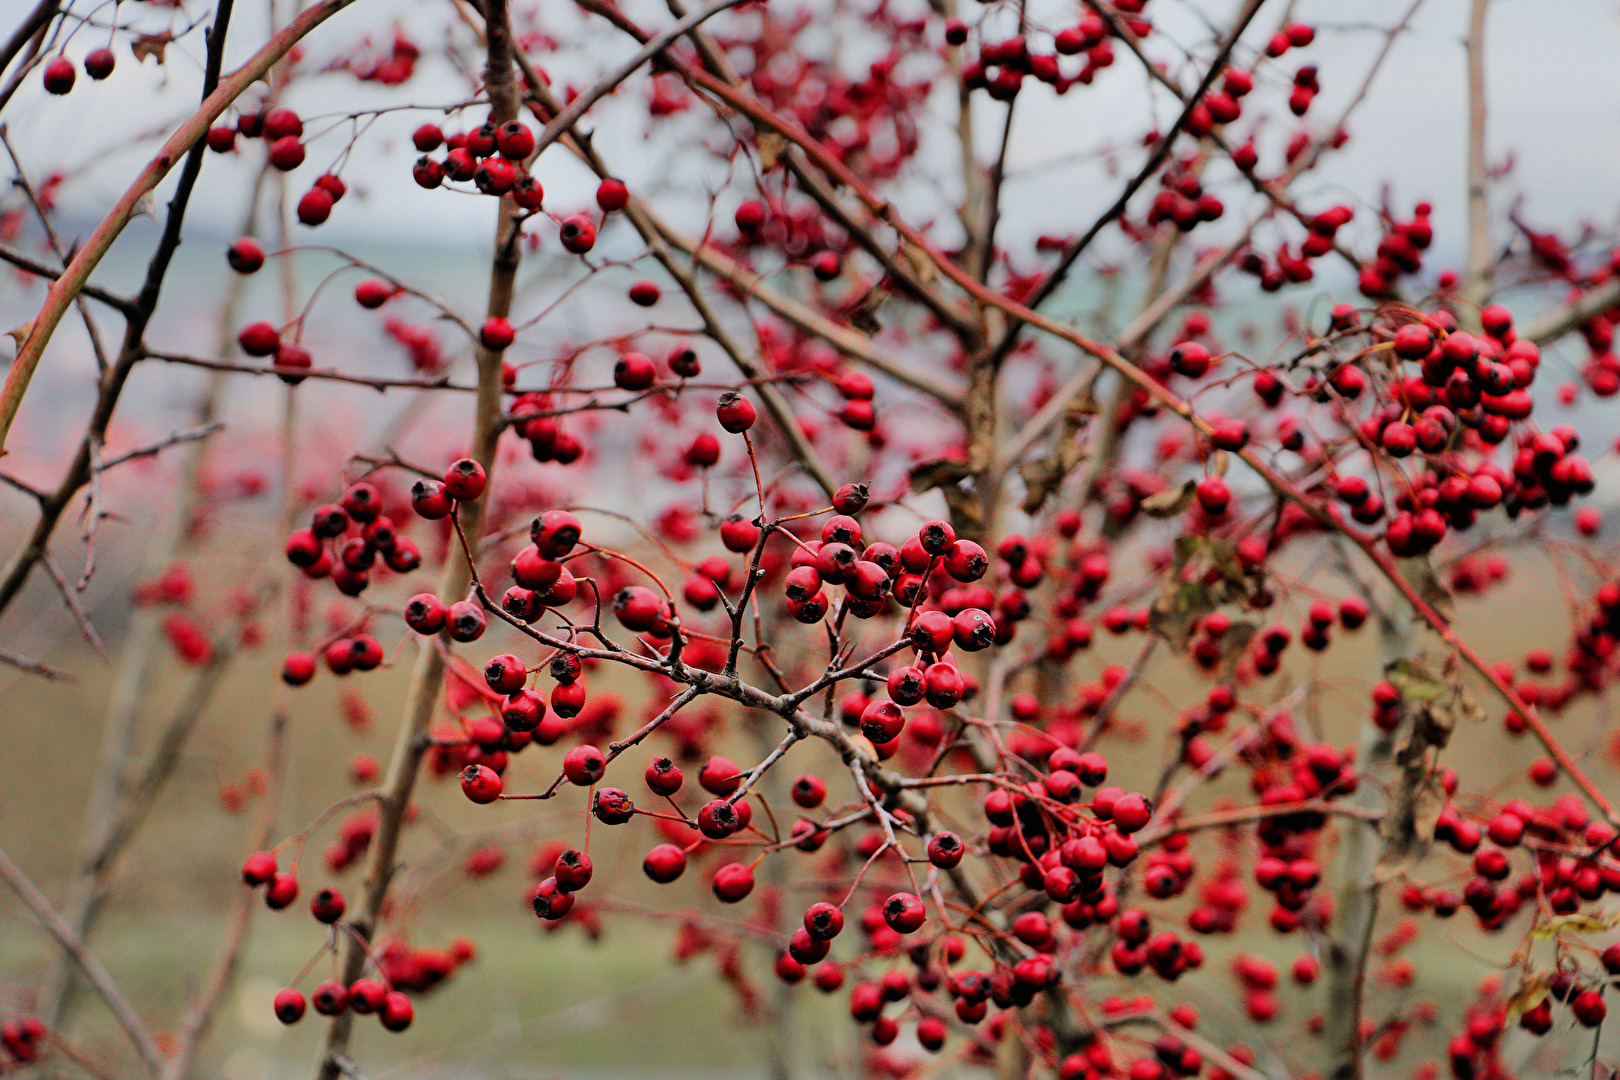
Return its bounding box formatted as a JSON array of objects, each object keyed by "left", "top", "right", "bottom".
[{"left": 0, "top": 843, "right": 163, "bottom": 1073}]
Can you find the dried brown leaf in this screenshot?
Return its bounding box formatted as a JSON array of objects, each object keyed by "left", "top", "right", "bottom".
[{"left": 131, "top": 31, "right": 173, "bottom": 64}]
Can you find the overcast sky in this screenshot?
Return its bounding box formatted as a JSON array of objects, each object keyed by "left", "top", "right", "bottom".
[{"left": 3, "top": 1, "right": 1617, "bottom": 258}]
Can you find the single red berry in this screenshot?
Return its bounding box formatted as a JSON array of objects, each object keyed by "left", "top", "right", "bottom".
[
  {"left": 312, "top": 980, "right": 348, "bottom": 1016},
  {"left": 410, "top": 479, "right": 453, "bottom": 520},
  {"left": 273, "top": 987, "right": 306, "bottom": 1024},
  {"left": 918, "top": 519, "right": 956, "bottom": 555},
  {"left": 645, "top": 757, "right": 683, "bottom": 795},
  {"left": 268, "top": 135, "right": 305, "bottom": 171},
  {"left": 412, "top": 156, "right": 445, "bottom": 189},
  {"left": 643, "top": 843, "right": 687, "bottom": 882},
  {"left": 559, "top": 215, "right": 597, "bottom": 253},
  {"left": 716, "top": 392, "right": 757, "bottom": 433},
  {"left": 596, "top": 177, "right": 630, "bottom": 211},
  {"left": 734, "top": 200, "right": 766, "bottom": 233},
  {"left": 379, "top": 991, "right": 414, "bottom": 1032},
  {"left": 297, "top": 187, "right": 335, "bottom": 226},
  {"left": 443, "top": 458, "right": 487, "bottom": 501},
  {"left": 242, "top": 851, "right": 278, "bottom": 885},
  {"left": 712, "top": 862, "right": 756, "bottom": 903},
  {"left": 698, "top": 798, "right": 741, "bottom": 839},
  {"left": 460, "top": 764, "right": 503, "bottom": 803},
  {"left": 1573, "top": 989, "right": 1607, "bottom": 1027},
  {"left": 264, "top": 872, "right": 299, "bottom": 909},
  {"left": 479, "top": 317, "right": 514, "bottom": 351},
  {"left": 281, "top": 651, "right": 316, "bottom": 686},
  {"left": 614, "top": 351, "right": 656, "bottom": 389},
  {"left": 310, "top": 887, "right": 346, "bottom": 923},
  {"left": 563, "top": 744, "right": 606, "bottom": 785},
  {"left": 354, "top": 279, "right": 391, "bottom": 308},
  {"left": 495, "top": 120, "right": 535, "bottom": 159},
  {"left": 804, "top": 901, "right": 845, "bottom": 940},
  {"left": 84, "top": 47, "right": 115, "bottom": 80},
  {"left": 43, "top": 56, "right": 75, "bottom": 94},
  {"left": 668, "top": 345, "right": 701, "bottom": 378},
  {"left": 833, "top": 482, "right": 869, "bottom": 514},
  {"left": 928, "top": 831, "right": 964, "bottom": 869},
  {"left": 554, "top": 849, "right": 593, "bottom": 891},
  {"left": 791, "top": 774, "right": 825, "bottom": 808},
  {"left": 412, "top": 123, "right": 444, "bottom": 151},
  {"left": 531, "top": 509, "right": 583, "bottom": 558},
  {"left": 512, "top": 174, "right": 544, "bottom": 210},
  {"left": 348, "top": 978, "right": 387, "bottom": 1014},
  {"left": 263, "top": 108, "right": 303, "bottom": 139},
  {"left": 882, "top": 892, "right": 926, "bottom": 933},
  {"left": 592, "top": 788, "right": 635, "bottom": 824},
  {"left": 238, "top": 321, "right": 280, "bottom": 356}
]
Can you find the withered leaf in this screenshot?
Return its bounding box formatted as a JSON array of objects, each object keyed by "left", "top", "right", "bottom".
[
  {"left": 132, "top": 31, "right": 173, "bottom": 64},
  {"left": 1529, "top": 911, "right": 1620, "bottom": 939},
  {"left": 1148, "top": 580, "right": 1212, "bottom": 651},
  {"left": 1385, "top": 658, "right": 1448, "bottom": 703},
  {"left": 1505, "top": 972, "right": 1552, "bottom": 1019},
  {"left": 1375, "top": 763, "right": 1444, "bottom": 882},
  {"left": 908, "top": 457, "right": 970, "bottom": 496},
  {"left": 1019, "top": 440, "right": 1085, "bottom": 515},
  {"left": 1399, "top": 555, "right": 1455, "bottom": 624},
  {"left": 846, "top": 286, "right": 885, "bottom": 337},
  {"left": 902, "top": 241, "right": 937, "bottom": 284},
  {"left": 1139, "top": 480, "right": 1196, "bottom": 518},
  {"left": 756, "top": 132, "right": 787, "bottom": 170}
]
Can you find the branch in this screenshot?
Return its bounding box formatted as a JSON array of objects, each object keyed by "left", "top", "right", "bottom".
[
  {"left": 316, "top": 0, "right": 525, "bottom": 1070},
  {"left": 159, "top": 710, "right": 288, "bottom": 1080},
  {"left": 0, "top": 842, "right": 164, "bottom": 1073},
  {"left": 979, "top": 0, "right": 1269, "bottom": 369},
  {"left": 654, "top": 218, "right": 964, "bottom": 404},
  {"left": 0, "top": 0, "right": 361, "bottom": 453},
  {"left": 0, "top": 240, "right": 138, "bottom": 315},
  {"left": 0, "top": 644, "right": 73, "bottom": 680},
  {"left": 40, "top": 551, "right": 106, "bottom": 660},
  {"left": 95, "top": 422, "right": 224, "bottom": 472},
  {"left": 511, "top": 41, "right": 837, "bottom": 496},
  {"left": 1460, "top": 0, "right": 1492, "bottom": 311},
  {"left": 0, "top": 0, "right": 59, "bottom": 81},
  {"left": 1524, "top": 277, "right": 1620, "bottom": 345}
]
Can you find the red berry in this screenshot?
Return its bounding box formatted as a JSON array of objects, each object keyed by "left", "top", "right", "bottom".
[
  {"left": 882, "top": 892, "right": 926, "bottom": 933},
  {"left": 43, "top": 56, "right": 75, "bottom": 94},
  {"left": 242, "top": 851, "right": 278, "bottom": 885},
  {"left": 480, "top": 317, "right": 515, "bottom": 350},
  {"left": 563, "top": 744, "right": 606, "bottom": 785},
  {"left": 643, "top": 843, "right": 687, "bottom": 882},
  {"left": 712, "top": 862, "right": 756, "bottom": 902},
  {"left": 443, "top": 458, "right": 487, "bottom": 500},
  {"left": 596, "top": 177, "right": 630, "bottom": 211},
  {"left": 273, "top": 987, "right": 306, "bottom": 1024},
  {"left": 84, "top": 48, "right": 115, "bottom": 80},
  {"left": 716, "top": 392, "right": 757, "bottom": 433},
  {"left": 559, "top": 215, "right": 597, "bottom": 253},
  {"left": 460, "top": 764, "right": 503, "bottom": 803},
  {"left": 268, "top": 136, "right": 305, "bottom": 171}
]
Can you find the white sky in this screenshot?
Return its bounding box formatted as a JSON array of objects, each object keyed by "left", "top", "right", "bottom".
[{"left": 3, "top": 0, "right": 1618, "bottom": 269}]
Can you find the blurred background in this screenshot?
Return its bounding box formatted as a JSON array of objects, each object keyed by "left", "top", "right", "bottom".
[{"left": 4, "top": 0, "right": 1620, "bottom": 1077}]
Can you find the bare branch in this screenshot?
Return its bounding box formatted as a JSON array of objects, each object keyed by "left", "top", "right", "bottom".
[{"left": 0, "top": 843, "right": 163, "bottom": 1073}]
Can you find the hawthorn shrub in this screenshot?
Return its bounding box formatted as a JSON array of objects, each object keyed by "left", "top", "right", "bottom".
[{"left": 2, "top": 0, "right": 1620, "bottom": 1078}]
